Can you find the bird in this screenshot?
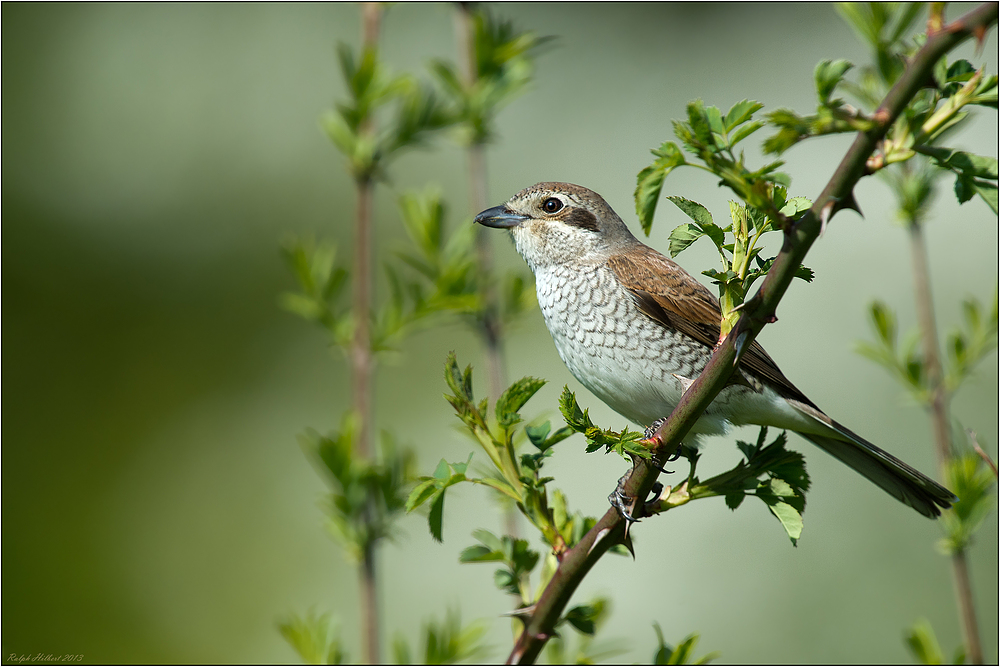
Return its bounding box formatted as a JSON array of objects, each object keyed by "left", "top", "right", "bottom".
[{"left": 474, "top": 181, "right": 956, "bottom": 519}]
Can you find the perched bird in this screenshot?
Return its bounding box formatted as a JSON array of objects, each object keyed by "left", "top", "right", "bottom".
[{"left": 475, "top": 182, "right": 956, "bottom": 518}]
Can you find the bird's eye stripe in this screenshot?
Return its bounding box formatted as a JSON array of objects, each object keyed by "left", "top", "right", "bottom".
[{"left": 563, "top": 208, "right": 600, "bottom": 232}]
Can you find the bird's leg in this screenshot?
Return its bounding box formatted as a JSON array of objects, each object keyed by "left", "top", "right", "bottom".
[
  {"left": 609, "top": 454, "right": 668, "bottom": 531},
  {"left": 609, "top": 470, "right": 640, "bottom": 524}
]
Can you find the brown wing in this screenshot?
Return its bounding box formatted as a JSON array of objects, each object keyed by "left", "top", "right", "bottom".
[{"left": 606, "top": 245, "right": 816, "bottom": 408}]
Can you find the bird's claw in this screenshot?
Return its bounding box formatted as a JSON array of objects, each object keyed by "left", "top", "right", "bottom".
[
  {"left": 610, "top": 473, "right": 640, "bottom": 525},
  {"left": 610, "top": 476, "right": 666, "bottom": 532}
]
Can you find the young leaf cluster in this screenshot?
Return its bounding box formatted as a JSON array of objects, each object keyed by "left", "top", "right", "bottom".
[
  {"left": 635, "top": 99, "right": 794, "bottom": 234},
  {"left": 647, "top": 428, "right": 811, "bottom": 546},
  {"left": 905, "top": 617, "right": 968, "bottom": 666},
  {"left": 857, "top": 292, "right": 998, "bottom": 401},
  {"left": 322, "top": 44, "right": 454, "bottom": 182},
  {"left": 278, "top": 610, "right": 346, "bottom": 666},
  {"left": 299, "top": 416, "right": 414, "bottom": 561},
  {"left": 408, "top": 354, "right": 593, "bottom": 557},
  {"left": 662, "top": 196, "right": 813, "bottom": 338},
  {"left": 281, "top": 233, "right": 444, "bottom": 356},
  {"left": 280, "top": 238, "right": 352, "bottom": 347},
  {"left": 408, "top": 356, "right": 629, "bottom": 612},
  {"left": 938, "top": 435, "right": 997, "bottom": 556},
  {"left": 391, "top": 609, "right": 490, "bottom": 665},
  {"left": 459, "top": 529, "right": 540, "bottom": 604},
  {"left": 432, "top": 9, "right": 552, "bottom": 145},
  {"left": 766, "top": 4, "right": 998, "bottom": 212},
  {"left": 652, "top": 624, "right": 718, "bottom": 665},
  {"left": 557, "top": 386, "right": 648, "bottom": 460},
  {"left": 395, "top": 189, "right": 535, "bottom": 335},
  {"left": 545, "top": 597, "right": 630, "bottom": 665}
]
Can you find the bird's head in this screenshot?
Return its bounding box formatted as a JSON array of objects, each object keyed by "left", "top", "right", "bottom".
[{"left": 475, "top": 182, "right": 638, "bottom": 271}]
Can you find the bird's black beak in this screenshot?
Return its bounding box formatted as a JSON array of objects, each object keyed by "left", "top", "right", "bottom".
[{"left": 474, "top": 205, "right": 527, "bottom": 229}]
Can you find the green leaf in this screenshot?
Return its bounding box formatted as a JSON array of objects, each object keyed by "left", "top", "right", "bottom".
[
  {"left": 406, "top": 479, "right": 438, "bottom": 512},
  {"left": 558, "top": 386, "right": 589, "bottom": 432},
  {"left": 814, "top": 59, "right": 854, "bottom": 103},
  {"left": 923, "top": 147, "right": 999, "bottom": 179},
  {"left": 433, "top": 458, "right": 451, "bottom": 480},
  {"left": 972, "top": 179, "right": 999, "bottom": 214},
  {"left": 869, "top": 301, "right": 896, "bottom": 345},
  {"left": 495, "top": 376, "right": 546, "bottom": 428},
  {"left": 525, "top": 422, "right": 552, "bottom": 449},
  {"left": 471, "top": 476, "right": 522, "bottom": 502},
  {"left": 724, "top": 99, "right": 764, "bottom": 132},
  {"left": 666, "top": 195, "right": 715, "bottom": 228},
  {"left": 758, "top": 480, "right": 804, "bottom": 546},
  {"left": 728, "top": 120, "right": 765, "bottom": 147},
  {"left": 635, "top": 142, "right": 686, "bottom": 234},
  {"left": 279, "top": 610, "right": 346, "bottom": 665},
  {"left": 458, "top": 544, "right": 502, "bottom": 563},
  {"left": 666, "top": 196, "right": 725, "bottom": 254},
  {"left": 564, "top": 604, "right": 599, "bottom": 636},
  {"left": 428, "top": 490, "right": 445, "bottom": 542},
  {"left": 905, "top": 618, "right": 945, "bottom": 665},
  {"left": 653, "top": 625, "right": 718, "bottom": 665},
  {"left": 667, "top": 223, "right": 707, "bottom": 258},
  {"left": 779, "top": 196, "right": 812, "bottom": 217}
]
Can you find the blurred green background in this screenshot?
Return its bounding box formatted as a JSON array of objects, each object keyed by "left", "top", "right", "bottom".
[{"left": 3, "top": 3, "right": 997, "bottom": 664}]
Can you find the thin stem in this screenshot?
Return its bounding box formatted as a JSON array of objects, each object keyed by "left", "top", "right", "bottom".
[
  {"left": 908, "top": 221, "right": 952, "bottom": 470},
  {"left": 908, "top": 219, "right": 984, "bottom": 664},
  {"left": 504, "top": 5, "right": 998, "bottom": 663},
  {"left": 353, "top": 176, "right": 375, "bottom": 459},
  {"left": 354, "top": 4, "right": 382, "bottom": 663},
  {"left": 455, "top": 2, "right": 517, "bottom": 538}
]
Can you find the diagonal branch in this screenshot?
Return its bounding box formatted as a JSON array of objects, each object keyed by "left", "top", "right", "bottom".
[{"left": 505, "top": 4, "right": 998, "bottom": 664}]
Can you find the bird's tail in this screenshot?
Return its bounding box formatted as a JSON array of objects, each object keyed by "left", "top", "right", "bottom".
[{"left": 791, "top": 408, "right": 956, "bottom": 518}]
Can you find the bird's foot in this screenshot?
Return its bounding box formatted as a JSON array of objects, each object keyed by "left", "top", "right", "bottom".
[
  {"left": 609, "top": 473, "right": 665, "bottom": 533},
  {"left": 609, "top": 472, "right": 639, "bottom": 524},
  {"left": 641, "top": 418, "right": 684, "bottom": 472}
]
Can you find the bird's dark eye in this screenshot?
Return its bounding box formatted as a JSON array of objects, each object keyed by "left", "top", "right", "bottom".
[{"left": 542, "top": 197, "right": 563, "bottom": 214}]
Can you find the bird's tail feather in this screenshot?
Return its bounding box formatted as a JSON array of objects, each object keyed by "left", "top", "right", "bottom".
[
  {"left": 800, "top": 431, "right": 956, "bottom": 518},
  {"left": 788, "top": 401, "right": 956, "bottom": 518}
]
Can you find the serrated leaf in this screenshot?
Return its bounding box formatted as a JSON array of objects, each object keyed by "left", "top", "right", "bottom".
[
  {"left": 794, "top": 265, "right": 815, "bottom": 283},
  {"left": 433, "top": 458, "right": 451, "bottom": 480},
  {"left": 458, "top": 545, "right": 502, "bottom": 563},
  {"left": 428, "top": 490, "right": 445, "bottom": 542},
  {"left": 724, "top": 99, "right": 763, "bottom": 132},
  {"left": 495, "top": 376, "right": 546, "bottom": 427},
  {"left": 667, "top": 223, "right": 706, "bottom": 258},
  {"left": 814, "top": 59, "right": 853, "bottom": 103},
  {"left": 406, "top": 479, "right": 439, "bottom": 512},
  {"left": 666, "top": 195, "right": 715, "bottom": 228},
  {"left": 471, "top": 528, "right": 503, "bottom": 552},
  {"left": 724, "top": 492, "right": 745, "bottom": 510},
  {"left": 728, "top": 120, "right": 765, "bottom": 147},
  {"left": 635, "top": 142, "right": 686, "bottom": 234},
  {"left": 760, "top": 495, "right": 803, "bottom": 546},
  {"left": 972, "top": 180, "right": 999, "bottom": 214}
]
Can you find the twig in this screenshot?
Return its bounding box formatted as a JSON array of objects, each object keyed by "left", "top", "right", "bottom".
[
  {"left": 504, "top": 4, "right": 998, "bottom": 663},
  {"left": 454, "top": 3, "right": 516, "bottom": 539},
  {"left": 354, "top": 4, "right": 383, "bottom": 663},
  {"left": 909, "top": 209, "right": 984, "bottom": 665}
]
